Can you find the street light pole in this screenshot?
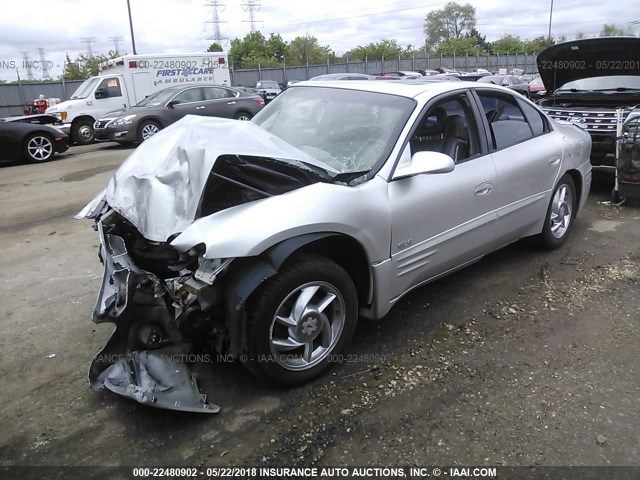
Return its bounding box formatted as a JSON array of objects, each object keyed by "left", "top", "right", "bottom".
[
  {"left": 547, "top": 0, "right": 554, "bottom": 45},
  {"left": 127, "top": 0, "right": 138, "bottom": 54}
]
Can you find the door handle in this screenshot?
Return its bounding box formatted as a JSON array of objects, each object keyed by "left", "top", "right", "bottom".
[
  {"left": 227, "top": 101, "right": 236, "bottom": 105},
  {"left": 195, "top": 106, "right": 205, "bottom": 110},
  {"left": 474, "top": 182, "right": 492, "bottom": 196},
  {"left": 549, "top": 158, "right": 561, "bottom": 167}
]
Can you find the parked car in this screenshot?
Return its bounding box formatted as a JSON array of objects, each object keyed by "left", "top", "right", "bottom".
[
  {"left": 79, "top": 80, "right": 591, "bottom": 412},
  {"left": 0, "top": 116, "right": 69, "bottom": 163},
  {"left": 529, "top": 77, "right": 547, "bottom": 98},
  {"left": 309, "top": 73, "right": 375, "bottom": 81},
  {"left": 93, "top": 85, "right": 264, "bottom": 144},
  {"left": 519, "top": 74, "right": 537, "bottom": 84},
  {"left": 478, "top": 75, "right": 530, "bottom": 97},
  {"left": 537, "top": 37, "right": 640, "bottom": 170},
  {"left": 254, "top": 80, "right": 282, "bottom": 102}
]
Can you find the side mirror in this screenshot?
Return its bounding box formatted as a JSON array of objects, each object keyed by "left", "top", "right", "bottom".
[
  {"left": 167, "top": 100, "right": 179, "bottom": 108},
  {"left": 95, "top": 88, "right": 107, "bottom": 99},
  {"left": 393, "top": 151, "right": 455, "bottom": 180}
]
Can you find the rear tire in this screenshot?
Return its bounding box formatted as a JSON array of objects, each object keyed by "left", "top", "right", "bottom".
[
  {"left": 234, "top": 111, "right": 252, "bottom": 121},
  {"left": 23, "top": 133, "right": 55, "bottom": 162},
  {"left": 71, "top": 120, "right": 94, "bottom": 145},
  {"left": 243, "top": 254, "right": 358, "bottom": 385},
  {"left": 536, "top": 174, "right": 576, "bottom": 249}
]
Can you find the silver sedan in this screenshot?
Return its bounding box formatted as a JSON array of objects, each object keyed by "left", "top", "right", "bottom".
[{"left": 79, "top": 80, "right": 592, "bottom": 412}]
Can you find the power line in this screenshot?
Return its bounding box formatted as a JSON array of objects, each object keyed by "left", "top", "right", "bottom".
[
  {"left": 204, "top": 0, "right": 228, "bottom": 43},
  {"left": 242, "top": 0, "right": 262, "bottom": 33},
  {"left": 37, "top": 48, "right": 51, "bottom": 80},
  {"left": 19, "top": 51, "right": 34, "bottom": 81}
]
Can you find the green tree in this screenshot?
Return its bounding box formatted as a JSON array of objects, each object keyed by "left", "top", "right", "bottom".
[
  {"left": 207, "top": 42, "right": 224, "bottom": 52},
  {"left": 433, "top": 36, "right": 481, "bottom": 55},
  {"left": 492, "top": 34, "right": 524, "bottom": 54},
  {"left": 465, "top": 27, "right": 491, "bottom": 52},
  {"left": 574, "top": 32, "right": 586, "bottom": 40},
  {"left": 287, "top": 35, "right": 335, "bottom": 65},
  {"left": 345, "top": 39, "right": 405, "bottom": 61},
  {"left": 600, "top": 24, "right": 633, "bottom": 36},
  {"left": 523, "top": 35, "right": 551, "bottom": 53},
  {"left": 424, "top": 2, "right": 477, "bottom": 50},
  {"left": 228, "top": 32, "right": 293, "bottom": 68},
  {"left": 63, "top": 51, "right": 119, "bottom": 80}
]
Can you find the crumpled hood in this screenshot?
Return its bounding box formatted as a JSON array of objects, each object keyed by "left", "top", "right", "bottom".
[
  {"left": 103, "top": 115, "right": 332, "bottom": 242},
  {"left": 537, "top": 37, "right": 640, "bottom": 92}
]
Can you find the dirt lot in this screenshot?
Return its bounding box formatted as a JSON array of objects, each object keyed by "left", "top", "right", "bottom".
[{"left": 0, "top": 144, "right": 639, "bottom": 474}]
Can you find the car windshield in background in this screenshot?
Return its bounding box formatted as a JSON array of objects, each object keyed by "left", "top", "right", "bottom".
[
  {"left": 252, "top": 86, "right": 414, "bottom": 174},
  {"left": 135, "top": 89, "right": 178, "bottom": 107},
  {"left": 478, "top": 75, "right": 505, "bottom": 84},
  {"left": 556, "top": 76, "right": 640, "bottom": 92},
  {"left": 257, "top": 81, "right": 279, "bottom": 89},
  {"left": 70, "top": 78, "right": 100, "bottom": 99}
]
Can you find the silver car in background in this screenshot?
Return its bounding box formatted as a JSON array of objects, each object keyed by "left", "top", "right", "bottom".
[{"left": 79, "top": 81, "right": 592, "bottom": 413}]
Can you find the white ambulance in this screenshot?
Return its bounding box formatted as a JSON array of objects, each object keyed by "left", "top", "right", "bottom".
[{"left": 46, "top": 53, "right": 230, "bottom": 144}]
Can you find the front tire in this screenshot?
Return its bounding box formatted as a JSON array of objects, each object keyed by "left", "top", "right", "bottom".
[
  {"left": 71, "top": 119, "right": 94, "bottom": 145},
  {"left": 137, "top": 120, "right": 162, "bottom": 143},
  {"left": 537, "top": 174, "right": 576, "bottom": 249},
  {"left": 24, "top": 134, "right": 55, "bottom": 162},
  {"left": 244, "top": 254, "right": 358, "bottom": 385}
]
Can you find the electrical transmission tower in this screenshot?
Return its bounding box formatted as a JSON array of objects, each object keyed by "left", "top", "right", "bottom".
[
  {"left": 109, "top": 36, "right": 124, "bottom": 55},
  {"left": 242, "top": 0, "right": 261, "bottom": 33},
  {"left": 20, "top": 51, "right": 34, "bottom": 80},
  {"left": 204, "top": 0, "right": 228, "bottom": 44},
  {"left": 37, "top": 48, "right": 51, "bottom": 80},
  {"left": 80, "top": 37, "right": 96, "bottom": 57}
]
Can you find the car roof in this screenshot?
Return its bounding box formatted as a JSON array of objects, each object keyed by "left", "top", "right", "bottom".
[{"left": 294, "top": 79, "right": 497, "bottom": 99}]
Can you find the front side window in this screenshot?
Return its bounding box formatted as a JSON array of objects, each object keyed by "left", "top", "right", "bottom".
[
  {"left": 409, "top": 93, "right": 479, "bottom": 163},
  {"left": 172, "top": 88, "right": 203, "bottom": 104},
  {"left": 477, "top": 91, "right": 534, "bottom": 150},
  {"left": 97, "top": 78, "right": 122, "bottom": 98}
]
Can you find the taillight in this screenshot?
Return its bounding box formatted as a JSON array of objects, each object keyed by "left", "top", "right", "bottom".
[{"left": 253, "top": 97, "right": 265, "bottom": 105}]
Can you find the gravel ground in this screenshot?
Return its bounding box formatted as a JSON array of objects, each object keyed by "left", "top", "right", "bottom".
[{"left": 0, "top": 145, "right": 638, "bottom": 477}]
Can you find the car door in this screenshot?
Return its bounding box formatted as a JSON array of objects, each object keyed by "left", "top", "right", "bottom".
[
  {"left": 94, "top": 77, "right": 128, "bottom": 112},
  {"left": 202, "top": 87, "right": 238, "bottom": 118},
  {"left": 387, "top": 91, "right": 499, "bottom": 299},
  {"left": 473, "top": 89, "right": 563, "bottom": 244},
  {"left": 165, "top": 87, "right": 206, "bottom": 122},
  {"left": 0, "top": 124, "right": 20, "bottom": 160}
]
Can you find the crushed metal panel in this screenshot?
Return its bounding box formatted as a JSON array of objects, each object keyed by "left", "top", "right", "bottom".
[{"left": 99, "top": 349, "right": 220, "bottom": 414}]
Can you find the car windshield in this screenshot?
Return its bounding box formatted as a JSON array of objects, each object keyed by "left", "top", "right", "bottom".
[
  {"left": 556, "top": 76, "right": 640, "bottom": 92},
  {"left": 478, "top": 76, "right": 505, "bottom": 84},
  {"left": 135, "top": 89, "right": 179, "bottom": 107},
  {"left": 70, "top": 78, "right": 100, "bottom": 99},
  {"left": 252, "top": 86, "right": 415, "bottom": 174},
  {"left": 257, "top": 81, "right": 279, "bottom": 89}
]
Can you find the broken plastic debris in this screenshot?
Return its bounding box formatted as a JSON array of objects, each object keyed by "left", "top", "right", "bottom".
[{"left": 45, "top": 353, "right": 56, "bottom": 359}]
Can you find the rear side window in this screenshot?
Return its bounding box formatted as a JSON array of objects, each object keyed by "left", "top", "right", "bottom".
[
  {"left": 477, "top": 91, "right": 534, "bottom": 150},
  {"left": 518, "top": 99, "right": 550, "bottom": 137},
  {"left": 204, "top": 87, "right": 233, "bottom": 100}
]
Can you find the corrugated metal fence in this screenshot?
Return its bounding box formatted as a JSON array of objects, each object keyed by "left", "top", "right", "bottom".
[{"left": 0, "top": 54, "right": 538, "bottom": 118}]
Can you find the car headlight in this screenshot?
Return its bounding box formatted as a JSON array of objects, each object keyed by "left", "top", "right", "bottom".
[
  {"left": 60, "top": 111, "right": 67, "bottom": 121},
  {"left": 113, "top": 114, "right": 137, "bottom": 126}
]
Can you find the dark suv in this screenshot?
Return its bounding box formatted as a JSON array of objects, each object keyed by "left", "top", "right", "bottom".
[{"left": 537, "top": 37, "right": 640, "bottom": 170}]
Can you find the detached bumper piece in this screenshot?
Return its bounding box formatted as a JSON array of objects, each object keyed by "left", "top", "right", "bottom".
[{"left": 89, "top": 211, "right": 219, "bottom": 413}]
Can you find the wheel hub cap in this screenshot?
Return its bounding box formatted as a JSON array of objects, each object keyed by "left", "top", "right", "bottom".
[{"left": 550, "top": 184, "right": 573, "bottom": 239}]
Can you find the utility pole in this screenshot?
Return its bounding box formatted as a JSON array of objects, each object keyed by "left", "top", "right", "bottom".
[
  {"left": 241, "top": 0, "right": 261, "bottom": 33},
  {"left": 127, "top": 0, "right": 137, "bottom": 54},
  {"left": 204, "top": 0, "right": 228, "bottom": 45},
  {"left": 109, "top": 35, "right": 124, "bottom": 55},
  {"left": 547, "top": 0, "right": 554, "bottom": 45},
  {"left": 37, "top": 47, "right": 51, "bottom": 80},
  {"left": 80, "top": 37, "right": 96, "bottom": 57},
  {"left": 20, "top": 51, "right": 34, "bottom": 80}
]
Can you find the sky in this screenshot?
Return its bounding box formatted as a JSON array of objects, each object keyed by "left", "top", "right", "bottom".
[{"left": 0, "top": 0, "right": 639, "bottom": 81}]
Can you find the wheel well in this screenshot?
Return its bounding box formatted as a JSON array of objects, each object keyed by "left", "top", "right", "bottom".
[
  {"left": 139, "top": 117, "right": 162, "bottom": 127},
  {"left": 565, "top": 169, "right": 582, "bottom": 214},
  {"left": 294, "top": 235, "right": 371, "bottom": 307},
  {"left": 71, "top": 115, "right": 95, "bottom": 127}
]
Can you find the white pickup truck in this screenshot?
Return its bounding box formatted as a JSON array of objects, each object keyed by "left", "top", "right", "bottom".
[{"left": 46, "top": 53, "right": 230, "bottom": 144}]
